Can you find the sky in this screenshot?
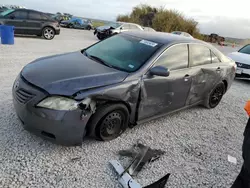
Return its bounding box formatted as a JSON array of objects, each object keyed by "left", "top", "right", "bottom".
[{"left": 2, "top": 0, "right": 250, "bottom": 38}]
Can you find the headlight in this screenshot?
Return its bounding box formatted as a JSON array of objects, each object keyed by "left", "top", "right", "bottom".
[{"left": 37, "top": 96, "right": 78, "bottom": 111}]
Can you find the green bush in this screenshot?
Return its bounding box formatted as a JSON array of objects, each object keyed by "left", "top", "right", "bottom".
[
  {"left": 92, "top": 21, "right": 106, "bottom": 28},
  {"left": 117, "top": 4, "right": 203, "bottom": 39}
]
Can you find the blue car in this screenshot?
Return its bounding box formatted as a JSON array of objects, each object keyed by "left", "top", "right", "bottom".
[{"left": 60, "top": 17, "right": 93, "bottom": 30}]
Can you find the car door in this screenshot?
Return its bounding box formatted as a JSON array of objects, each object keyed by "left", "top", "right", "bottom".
[
  {"left": 138, "top": 44, "right": 192, "bottom": 120},
  {"left": 119, "top": 24, "right": 130, "bottom": 33},
  {"left": 186, "top": 44, "right": 222, "bottom": 105},
  {"left": 26, "top": 11, "right": 43, "bottom": 35},
  {"left": 4, "top": 10, "right": 28, "bottom": 34}
]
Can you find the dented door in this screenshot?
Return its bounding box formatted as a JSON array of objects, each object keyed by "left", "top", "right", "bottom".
[
  {"left": 186, "top": 65, "right": 222, "bottom": 105},
  {"left": 138, "top": 44, "right": 191, "bottom": 120},
  {"left": 186, "top": 44, "right": 223, "bottom": 105},
  {"left": 138, "top": 69, "right": 192, "bottom": 120}
]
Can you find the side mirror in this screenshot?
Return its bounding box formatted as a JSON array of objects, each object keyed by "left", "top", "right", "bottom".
[
  {"left": 149, "top": 66, "right": 170, "bottom": 77},
  {"left": 120, "top": 27, "right": 123, "bottom": 30},
  {"left": 10, "top": 15, "right": 15, "bottom": 19}
]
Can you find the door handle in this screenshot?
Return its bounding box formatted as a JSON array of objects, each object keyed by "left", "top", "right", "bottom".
[
  {"left": 216, "top": 67, "right": 221, "bottom": 72},
  {"left": 184, "top": 74, "right": 190, "bottom": 82}
]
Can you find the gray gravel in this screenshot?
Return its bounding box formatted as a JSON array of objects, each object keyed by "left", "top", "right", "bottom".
[{"left": 0, "top": 28, "right": 249, "bottom": 187}]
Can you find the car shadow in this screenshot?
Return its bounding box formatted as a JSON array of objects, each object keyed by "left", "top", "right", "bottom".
[
  {"left": 14, "top": 35, "right": 44, "bottom": 40},
  {"left": 234, "top": 78, "right": 250, "bottom": 85}
]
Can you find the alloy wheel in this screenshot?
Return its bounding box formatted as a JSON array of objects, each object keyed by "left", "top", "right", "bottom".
[
  {"left": 209, "top": 84, "right": 224, "bottom": 108},
  {"left": 43, "top": 28, "right": 55, "bottom": 40}
]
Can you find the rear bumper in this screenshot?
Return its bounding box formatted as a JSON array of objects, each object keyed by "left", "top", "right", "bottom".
[
  {"left": 12, "top": 75, "right": 91, "bottom": 146},
  {"left": 55, "top": 28, "right": 60, "bottom": 35}
]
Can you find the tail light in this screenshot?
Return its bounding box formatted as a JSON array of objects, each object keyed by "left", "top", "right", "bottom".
[{"left": 53, "top": 22, "right": 60, "bottom": 27}]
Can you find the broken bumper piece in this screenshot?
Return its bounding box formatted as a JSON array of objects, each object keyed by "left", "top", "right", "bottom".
[
  {"left": 109, "top": 143, "right": 169, "bottom": 188},
  {"left": 109, "top": 160, "right": 170, "bottom": 188},
  {"left": 110, "top": 160, "right": 142, "bottom": 188}
]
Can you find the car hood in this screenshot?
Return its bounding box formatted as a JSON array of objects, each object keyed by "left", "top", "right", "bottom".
[
  {"left": 96, "top": 25, "right": 114, "bottom": 31},
  {"left": 228, "top": 52, "right": 250, "bottom": 65},
  {"left": 21, "top": 51, "right": 129, "bottom": 96}
]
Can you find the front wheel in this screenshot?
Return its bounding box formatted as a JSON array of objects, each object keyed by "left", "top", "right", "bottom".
[
  {"left": 87, "top": 104, "right": 129, "bottom": 141},
  {"left": 97, "top": 33, "right": 103, "bottom": 40},
  {"left": 42, "top": 27, "right": 55, "bottom": 40},
  {"left": 204, "top": 82, "right": 225, "bottom": 108}
]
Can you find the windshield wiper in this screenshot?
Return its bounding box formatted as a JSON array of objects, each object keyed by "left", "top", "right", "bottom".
[
  {"left": 85, "top": 52, "right": 113, "bottom": 68},
  {"left": 83, "top": 51, "right": 128, "bottom": 72},
  {"left": 90, "top": 55, "right": 112, "bottom": 67}
]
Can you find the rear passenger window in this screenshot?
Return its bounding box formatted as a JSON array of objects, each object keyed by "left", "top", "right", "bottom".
[
  {"left": 155, "top": 44, "right": 188, "bottom": 71},
  {"left": 8, "top": 11, "right": 28, "bottom": 19},
  {"left": 29, "top": 12, "right": 42, "bottom": 20},
  {"left": 190, "top": 44, "right": 211, "bottom": 66},
  {"left": 211, "top": 51, "right": 221, "bottom": 63}
]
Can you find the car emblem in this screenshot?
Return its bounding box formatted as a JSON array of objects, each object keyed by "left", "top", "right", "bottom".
[
  {"left": 238, "top": 63, "right": 242, "bottom": 67},
  {"left": 14, "top": 80, "right": 19, "bottom": 90}
]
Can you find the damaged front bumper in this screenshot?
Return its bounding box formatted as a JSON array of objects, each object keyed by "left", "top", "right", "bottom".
[{"left": 12, "top": 76, "right": 92, "bottom": 146}]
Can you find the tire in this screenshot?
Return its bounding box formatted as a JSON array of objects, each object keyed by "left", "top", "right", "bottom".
[
  {"left": 42, "top": 27, "right": 55, "bottom": 40},
  {"left": 97, "top": 33, "right": 103, "bottom": 40},
  {"left": 204, "top": 82, "right": 225, "bottom": 109},
  {"left": 87, "top": 103, "right": 129, "bottom": 141},
  {"left": 87, "top": 26, "right": 91, "bottom": 30},
  {"left": 69, "top": 24, "right": 74, "bottom": 29}
]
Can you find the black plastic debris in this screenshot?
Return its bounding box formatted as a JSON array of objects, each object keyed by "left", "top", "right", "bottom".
[
  {"left": 144, "top": 173, "right": 170, "bottom": 188},
  {"left": 119, "top": 143, "right": 165, "bottom": 176}
]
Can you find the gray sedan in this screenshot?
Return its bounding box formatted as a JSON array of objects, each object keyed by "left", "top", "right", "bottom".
[{"left": 12, "top": 31, "right": 236, "bottom": 145}]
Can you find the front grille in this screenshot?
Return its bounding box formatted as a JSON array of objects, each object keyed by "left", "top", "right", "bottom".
[
  {"left": 15, "top": 89, "right": 34, "bottom": 104},
  {"left": 236, "top": 73, "right": 250, "bottom": 79},
  {"left": 236, "top": 62, "right": 250, "bottom": 69}
]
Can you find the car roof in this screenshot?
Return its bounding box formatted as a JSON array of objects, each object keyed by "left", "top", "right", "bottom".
[
  {"left": 122, "top": 31, "right": 204, "bottom": 45},
  {"left": 14, "top": 8, "right": 45, "bottom": 14},
  {"left": 118, "top": 21, "right": 141, "bottom": 26}
]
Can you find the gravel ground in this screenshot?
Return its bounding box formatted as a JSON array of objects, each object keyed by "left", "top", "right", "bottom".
[{"left": 0, "top": 29, "right": 249, "bottom": 188}]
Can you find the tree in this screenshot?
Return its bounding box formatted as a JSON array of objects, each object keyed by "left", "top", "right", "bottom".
[{"left": 116, "top": 4, "right": 203, "bottom": 39}]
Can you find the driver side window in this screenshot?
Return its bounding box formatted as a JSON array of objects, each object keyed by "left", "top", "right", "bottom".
[{"left": 155, "top": 44, "right": 189, "bottom": 71}]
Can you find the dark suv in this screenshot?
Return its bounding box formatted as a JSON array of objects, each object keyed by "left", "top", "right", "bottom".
[{"left": 0, "top": 9, "right": 60, "bottom": 40}]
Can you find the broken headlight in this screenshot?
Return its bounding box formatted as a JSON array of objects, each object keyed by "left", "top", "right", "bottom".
[{"left": 37, "top": 96, "right": 78, "bottom": 111}]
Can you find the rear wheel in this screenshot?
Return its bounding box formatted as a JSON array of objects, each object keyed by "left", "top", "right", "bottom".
[
  {"left": 87, "top": 104, "right": 129, "bottom": 141},
  {"left": 204, "top": 82, "right": 225, "bottom": 108},
  {"left": 42, "top": 27, "right": 55, "bottom": 40}
]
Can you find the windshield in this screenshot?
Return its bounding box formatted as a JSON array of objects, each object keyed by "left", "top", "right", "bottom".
[
  {"left": 239, "top": 44, "right": 250, "bottom": 55},
  {"left": 0, "top": 9, "right": 14, "bottom": 16},
  {"left": 109, "top": 22, "right": 122, "bottom": 28},
  {"left": 172, "top": 31, "right": 182, "bottom": 35},
  {"left": 85, "top": 35, "right": 161, "bottom": 72}
]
